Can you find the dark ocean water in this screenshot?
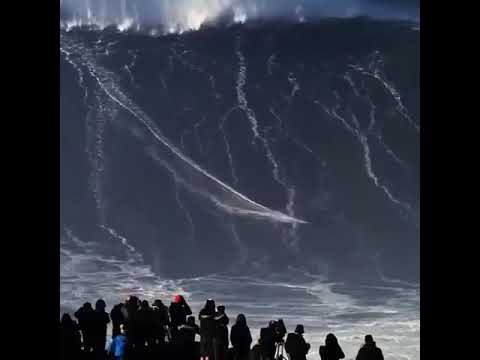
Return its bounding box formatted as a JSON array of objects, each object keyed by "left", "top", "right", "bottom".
[{"left": 60, "top": 18, "right": 419, "bottom": 359}]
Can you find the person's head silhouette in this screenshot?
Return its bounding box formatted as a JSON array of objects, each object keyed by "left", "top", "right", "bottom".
[
  {"left": 295, "top": 324, "right": 305, "bottom": 334},
  {"left": 325, "top": 333, "right": 338, "bottom": 346},
  {"left": 95, "top": 299, "right": 106, "bottom": 311},
  {"left": 187, "top": 316, "right": 196, "bottom": 326},
  {"left": 205, "top": 299, "right": 215, "bottom": 311},
  {"left": 236, "top": 314, "right": 247, "bottom": 325},
  {"left": 153, "top": 299, "right": 163, "bottom": 308},
  {"left": 365, "top": 335, "right": 375, "bottom": 344},
  {"left": 61, "top": 313, "right": 73, "bottom": 325}
]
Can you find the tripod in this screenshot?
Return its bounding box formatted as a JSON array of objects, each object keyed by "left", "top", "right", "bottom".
[{"left": 275, "top": 341, "right": 288, "bottom": 360}]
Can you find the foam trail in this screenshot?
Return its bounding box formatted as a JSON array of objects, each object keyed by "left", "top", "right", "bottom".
[
  {"left": 170, "top": 46, "right": 218, "bottom": 97},
  {"left": 269, "top": 106, "right": 323, "bottom": 163},
  {"left": 146, "top": 146, "right": 301, "bottom": 224},
  {"left": 262, "top": 107, "right": 300, "bottom": 247},
  {"left": 100, "top": 225, "right": 140, "bottom": 255},
  {"left": 267, "top": 53, "right": 277, "bottom": 76},
  {"left": 344, "top": 72, "right": 360, "bottom": 97},
  {"left": 61, "top": 226, "right": 189, "bottom": 310},
  {"left": 173, "top": 173, "right": 196, "bottom": 243},
  {"left": 322, "top": 96, "right": 411, "bottom": 212},
  {"left": 373, "top": 133, "right": 410, "bottom": 171},
  {"left": 349, "top": 55, "right": 420, "bottom": 133},
  {"left": 61, "top": 33, "right": 306, "bottom": 224},
  {"left": 229, "top": 220, "right": 248, "bottom": 264},
  {"left": 359, "top": 79, "right": 409, "bottom": 170},
  {"left": 287, "top": 72, "right": 300, "bottom": 104},
  {"left": 193, "top": 118, "right": 206, "bottom": 156},
  {"left": 292, "top": 137, "right": 324, "bottom": 163},
  {"left": 180, "top": 127, "right": 192, "bottom": 152},
  {"left": 63, "top": 48, "right": 132, "bottom": 259},
  {"left": 269, "top": 106, "right": 284, "bottom": 131},
  {"left": 358, "top": 78, "right": 377, "bottom": 131},
  {"left": 60, "top": 47, "right": 88, "bottom": 102},
  {"left": 123, "top": 50, "right": 137, "bottom": 85},
  {"left": 259, "top": 129, "right": 300, "bottom": 248},
  {"left": 85, "top": 94, "right": 108, "bottom": 224},
  {"left": 219, "top": 107, "right": 240, "bottom": 186},
  {"left": 359, "top": 134, "right": 411, "bottom": 211},
  {"left": 235, "top": 35, "right": 261, "bottom": 145}
]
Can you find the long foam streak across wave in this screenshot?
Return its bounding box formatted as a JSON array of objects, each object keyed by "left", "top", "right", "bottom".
[{"left": 61, "top": 33, "right": 306, "bottom": 225}]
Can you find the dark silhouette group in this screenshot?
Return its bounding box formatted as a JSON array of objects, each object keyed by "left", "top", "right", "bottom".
[{"left": 60, "top": 295, "right": 384, "bottom": 360}]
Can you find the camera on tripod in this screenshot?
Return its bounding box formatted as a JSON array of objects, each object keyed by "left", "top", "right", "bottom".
[
  {"left": 272, "top": 319, "right": 287, "bottom": 343},
  {"left": 272, "top": 319, "right": 288, "bottom": 360}
]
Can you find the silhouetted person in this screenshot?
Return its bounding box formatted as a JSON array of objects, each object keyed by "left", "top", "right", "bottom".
[
  {"left": 74, "top": 302, "right": 95, "bottom": 353},
  {"left": 199, "top": 299, "right": 216, "bottom": 360},
  {"left": 320, "top": 333, "right": 345, "bottom": 360},
  {"left": 356, "top": 335, "right": 384, "bottom": 360},
  {"left": 60, "top": 313, "right": 82, "bottom": 360},
  {"left": 214, "top": 305, "right": 229, "bottom": 360},
  {"left": 169, "top": 294, "right": 192, "bottom": 341},
  {"left": 123, "top": 296, "right": 140, "bottom": 352},
  {"left": 111, "top": 303, "right": 126, "bottom": 339},
  {"left": 108, "top": 324, "right": 129, "bottom": 360},
  {"left": 177, "top": 316, "right": 201, "bottom": 360},
  {"left": 152, "top": 299, "right": 170, "bottom": 345},
  {"left": 259, "top": 321, "right": 277, "bottom": 360},
  {"left": 178, "top": 315, "right": 200, "bottom": 344},
  {"left": 250, "top": 340, "right": 263, "bottom": 360},
  {"left": 230, "top": 314, "right": 252, "bottom": 360},
  {"left": 136, "top": 300, "right": 154, "bottom": 349},
  {"left": 285, "top": 325, "right": 310, "bottom": 360},
  {"left": 92, "top": 299, "right": 110, "bottom": 356}
]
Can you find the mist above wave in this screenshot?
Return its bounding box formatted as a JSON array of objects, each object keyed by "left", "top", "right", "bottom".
[{"left": 60, "top": 0, "right": 419, "bottom": 35}]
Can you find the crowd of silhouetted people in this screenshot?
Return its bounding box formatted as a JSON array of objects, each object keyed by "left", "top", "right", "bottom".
[{"left": 60, "top": 295, "right": 384, "bottom": 360}]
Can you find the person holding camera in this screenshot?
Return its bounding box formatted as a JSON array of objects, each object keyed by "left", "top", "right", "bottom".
[{"left": 259, "top": 320, "right": 278, "bottom": 360}]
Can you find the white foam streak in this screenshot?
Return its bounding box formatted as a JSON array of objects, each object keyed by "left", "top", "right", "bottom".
[
  {"left": 235, "top": 36, "right": 261, "bottom": 144},
  {"left": 61, "top": 226, "right": 189, "bottom": 311},
  {"left": 349, "top": 53, "right": 420, "bottom": 133},
  {"left": 219, "top": 108, "right": 240, "bottom": 186},
  {"left": 267, "top": 53, "right": 276, "bottom": 76},
  {"left": 359, "top": 135, "right": 411, "bottom": 211},
  {"left": 321, "top": 96, "right": 412, "bottom": 213},
  {"left": 228, "top": 221, "right": 248, "bottom": 264},
  {"left": 100, "top": 225, "right": 142, "bottom": 259},
  {"left": 287, "top": 72, "right": 300, "bottom": 104},
  {"left": 60, "top": 47, "right": 88, "bottom": 101},
  {"left": 174, "top": 175, "right": 196, "bottom": 243},
  {"left": 344, "top": 72, "right": 360, "bottom": 97}
]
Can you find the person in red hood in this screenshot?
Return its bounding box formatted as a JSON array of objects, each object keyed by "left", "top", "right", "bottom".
[{"left": 169, "top": 294, "right": 192, "bottom": 341}]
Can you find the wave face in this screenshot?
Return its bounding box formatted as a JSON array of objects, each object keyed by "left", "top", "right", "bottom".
[{"left": 60, "top": 17, "right": 419, "bottom": 360}]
